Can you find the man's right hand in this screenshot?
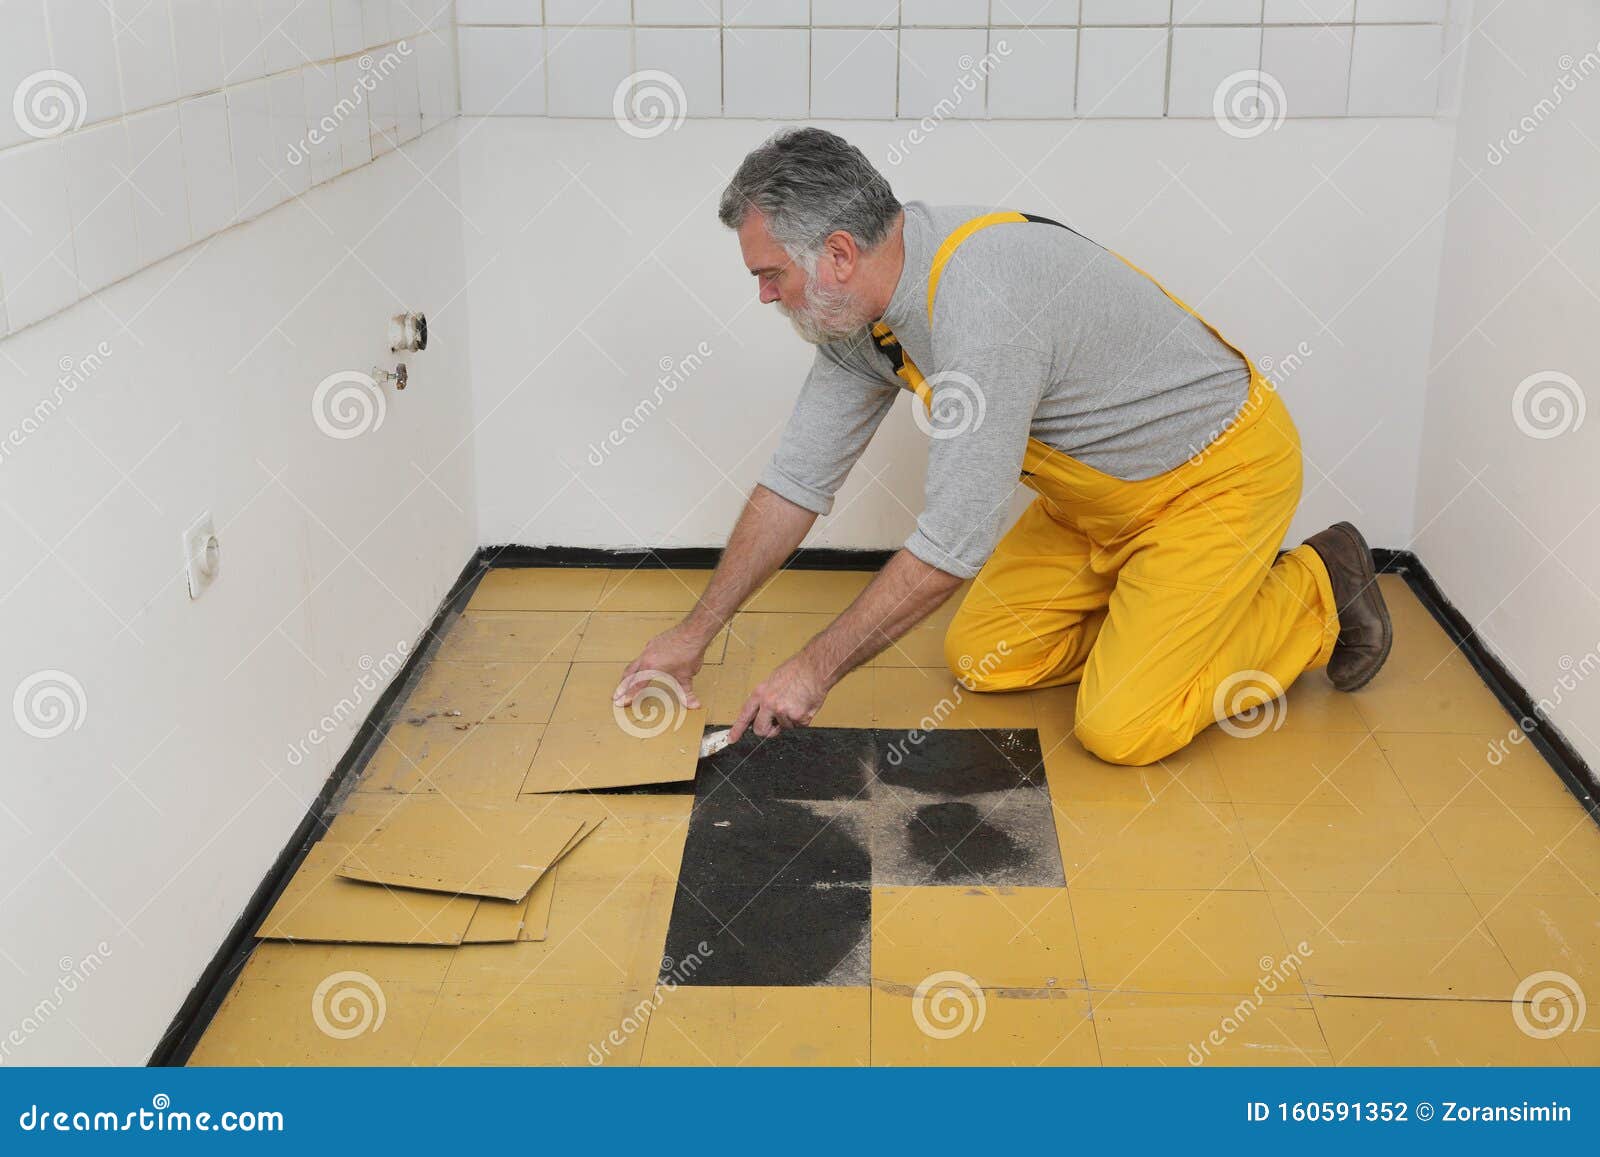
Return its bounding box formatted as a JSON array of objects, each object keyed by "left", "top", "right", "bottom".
[{"left": 613, "top": 623, "right": 710, "bottom": 710}]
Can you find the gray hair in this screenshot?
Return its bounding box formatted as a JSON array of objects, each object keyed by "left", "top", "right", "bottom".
[{"left": 717, "top": 128, "right": 900, "bottom": 269}]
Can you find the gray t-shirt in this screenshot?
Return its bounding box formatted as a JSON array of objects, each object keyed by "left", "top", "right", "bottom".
[{"left": 758, "top": 201, "right": 1250, "bottom": 579}]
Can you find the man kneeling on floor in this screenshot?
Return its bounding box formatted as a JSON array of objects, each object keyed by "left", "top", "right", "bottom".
[{"left": 615, "top": 127, "right": 1391, "bottom": 767}]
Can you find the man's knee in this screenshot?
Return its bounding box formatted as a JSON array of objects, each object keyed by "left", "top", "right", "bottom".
[
  {"left": 1073, "top": 688, "right": 1187, "bottom": 767},
  {"left": 942, "top": 618, "right": 1017, "bottom": 691}
]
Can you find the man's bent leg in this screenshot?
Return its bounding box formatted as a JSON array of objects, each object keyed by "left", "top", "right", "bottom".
[{"left": 943, "top": 497, "right": 1115, "bottom": 691}]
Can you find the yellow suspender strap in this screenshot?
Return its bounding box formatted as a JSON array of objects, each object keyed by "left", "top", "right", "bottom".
[{"left": 926, "top": 211, "right": 1027, "bottom": 327}]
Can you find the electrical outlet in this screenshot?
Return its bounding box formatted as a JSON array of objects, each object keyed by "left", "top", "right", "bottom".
[{"left": 183, "top": 513, "right": 220, "bottom": 599}]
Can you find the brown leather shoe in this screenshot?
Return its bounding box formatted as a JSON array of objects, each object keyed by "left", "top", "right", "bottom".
[{"left": 1304, "top": 521, "right": 1392, "bottom": 691}]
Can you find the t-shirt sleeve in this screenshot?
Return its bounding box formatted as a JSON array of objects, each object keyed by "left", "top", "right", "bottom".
[
  {"left": 757, "top": 339, "right": 900, "bottom": 516},
  {"left": 903, "top": 344, "right": 1051, "bottom": 579}
]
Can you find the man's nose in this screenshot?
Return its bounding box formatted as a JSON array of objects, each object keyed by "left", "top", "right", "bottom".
[{"left": 759, "top": 282, "right": 780, "bottom": 304}]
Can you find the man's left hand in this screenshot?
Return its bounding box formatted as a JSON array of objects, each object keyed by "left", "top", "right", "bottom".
[{"left": 728, "top": 654, "right": 832, "bottom": 742}]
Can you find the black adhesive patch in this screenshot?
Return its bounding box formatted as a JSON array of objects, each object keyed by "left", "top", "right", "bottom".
[
  {"left": 660, "top": 883, "right": 870, "bottom": 987},
  {"left": 660, "top": 725, "right": 1063, "bottom": 985},
  {"left": 874, "top": 728, "right": 1045, "bottom": 796},
  {"left": 700, "top": 728, "right": 874, "bottom": 801}
]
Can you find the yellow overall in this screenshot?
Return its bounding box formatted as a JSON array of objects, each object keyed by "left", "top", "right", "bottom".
[{"left": 887, "top": 213, "right": 1340, "bottom": 767}]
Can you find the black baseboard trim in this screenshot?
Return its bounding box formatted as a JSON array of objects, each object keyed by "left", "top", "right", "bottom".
[
  {"left": 152, "top": 541, "right": 1597, "bottom": 1063},
  {"left": 146, "top": 554, "right": 488, "bottom": 1067},
  {"left": 1374, "top": 549, "right": 1598, "bottom": 817}
]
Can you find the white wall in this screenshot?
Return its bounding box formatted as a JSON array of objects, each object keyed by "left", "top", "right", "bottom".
[
  {"left": 0, "top": 121, "right": 476, "bottom": 1065},
  {"left": 1414, "top": 0, "right": 1600, "bottom": 767},
  {"left": 460, "top": 115, "right": 1456, "bottom": 551}
]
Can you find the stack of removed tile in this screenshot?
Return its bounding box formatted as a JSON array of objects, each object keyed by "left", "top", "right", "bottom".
[{"left": 254, "top": 795, "right": 604, "bottom": 947}]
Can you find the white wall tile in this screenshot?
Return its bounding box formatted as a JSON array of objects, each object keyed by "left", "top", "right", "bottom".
[
  {"left": 1348, "top": 23, "right": 1441, "bottom": 115},
  {"left": 0, "top": 140, "right": 79, "bottom": 328},
  {"left": 394, "top": 52, "right": 424, "bottom": 143},
  {"left": 1168, "top": 25, "right": 1261, "bottom": 115},
  {"left": 1175, "top": 0, "right": 1263, "bottom": 22},
  {"left": 724, "top": 0, "right": 809, "bottom": 25},
  {"left": 1261, "top": 24, "right": 1350, "bottom": 115},
  {"left": 362, "top": 0, "right": 392, "bottom": 47},
  {"left": 47, "top": 1, "right": 123, "bottom": 125},
  {"left": 332, "top": 0, "right": 366, "bottom": 54},
  {"left": 1082, "top": 0, "right": 1171, "bottom": 23},
  {"left": 1264, "top": 0, "right": 1353, "bottom": 21},
  {"left": 226, "top": 78, "right": 277, "bottom": 217},
  {"left": 124, "top": 106, "right": 191, "bottom": 264},
  {"left": 547, "top": 27, "right": 633, "bottom": 116},
  {"left": 901, "top": 0, "right": 989, "bottom": 25},
  {"left": 455, "top": 0, "right": 542, "bottom": 21},
  {"left": 219, "top": 1, "right": 265, "bottom": 84},
  {"left": 987, "top": 28, "right": 1076, "bottom": 117},
  {"left": 177, "top": 93, "right": 234, "bottom": 237},
  {"left": 63, "top": 121, "right": 140, "bottom": 292},
  {"left": 459, "top": 26, "right": 546, "bottom": 114},
  {"left": 1076, "top": 26, "right": 1168, "bottom": 115},
  {"left": 270, "top": 71, "right": 310, "bottom": 197},
  {"left": 993, "top": 1, "right": 1082, "bottom": 25},
  {"left": 1356, "top": 0, "right": 1445, "bottom": 19},
  {"left": 724, "top": 29, "right": 808, "bottom": 117},
  {"left": 170, "top": 0, "right": 224, "bottom": 97},
  {"left": 0, "top": 0, "right": 53, "bottom": 151},
  {"left": 417, "top": 27, "right": 461, "bottom": 127},
  {"left": 812, "top": 0, "right": 900, "bottom": 25},
  {"left": 112, "top": 0, "right": 179, "bottom": 114},
  {"left": 299, "top": 64, "right": 343, "bottom": 185},
  {"left": 634, "top": 27, "right": 722, "bottom": 117},
  {"left": 810, "top": 29, "right": 897, "bottom": 119},
  {"left": 633, "top": 0, "right": 721, "bottom": 25},
  {"left": 333, "top": 57, "right": 374, "bottom": 168},
  {"left": 899, "top": 28, "right": 991, "bottom": 118},
  {"left": 368, "top": 56, "right": 399, "bottom": 154},
  {"left": 546, "top": 0, "right": 630, "bottom": 23}
]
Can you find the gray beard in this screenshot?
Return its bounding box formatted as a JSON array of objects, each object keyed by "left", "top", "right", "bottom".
[{"left": 779, "top": 279, "right": 872, "bottom": 344}]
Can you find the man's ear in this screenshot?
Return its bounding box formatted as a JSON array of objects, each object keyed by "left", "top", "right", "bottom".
[{"left": 822, "top": 229, "right": 860, "bottom": 283}]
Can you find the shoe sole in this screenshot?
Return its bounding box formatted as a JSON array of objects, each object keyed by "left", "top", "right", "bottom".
[{"left": 1328, "top": 521, "right": 1392, "bottom": 692}]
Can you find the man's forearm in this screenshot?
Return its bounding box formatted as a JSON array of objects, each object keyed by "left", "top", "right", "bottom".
[
  {"left": 799, "top": 549, "right": 963, "bottom": 685},
  {"left": 682, "top": 484, "right": 817, "bottom": 641}
]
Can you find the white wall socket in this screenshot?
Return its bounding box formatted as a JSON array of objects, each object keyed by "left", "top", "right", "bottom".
[{"left": 183, "top": 513, "right": 221, "bottom": 599}]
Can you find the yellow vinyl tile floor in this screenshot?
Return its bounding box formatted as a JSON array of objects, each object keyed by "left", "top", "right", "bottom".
[{"left": 190, "top": 569, "right": 1600, "bottom": 1067}]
